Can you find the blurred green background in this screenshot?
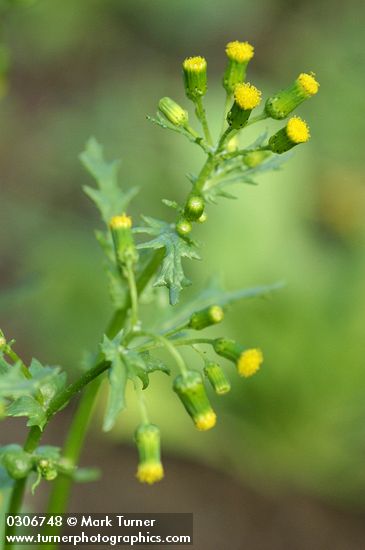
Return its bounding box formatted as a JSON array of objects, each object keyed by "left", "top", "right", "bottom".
[{"left": 1, "top": 0, "right": 365, "bottom": 520}]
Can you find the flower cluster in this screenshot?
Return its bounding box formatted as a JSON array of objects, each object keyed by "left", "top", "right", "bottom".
[
  {"left": 1, "top": 39, "right": 319, "bottom": 518},
  {"left": 127, "top": 40, "right": 319, "bottom": 483}
]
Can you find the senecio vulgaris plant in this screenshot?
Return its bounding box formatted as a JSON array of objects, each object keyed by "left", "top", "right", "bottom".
[{"left": 0, "top": 40, "right": 319, "bottom": 541}]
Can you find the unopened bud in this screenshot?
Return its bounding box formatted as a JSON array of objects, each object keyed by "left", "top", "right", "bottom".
[
  {"left": 3, "top": 450, "right": 33, "bottom": 480},
  {"left": 109, "top": 214, "right": 138, "bottom": 268},
  {"left": 176, "top": 218, "right": 192, "bottom": 237},
  {"left": 37, "top": 458, "right": 58, "bottom": 481},
  {"left": 173, "top": 371, "right": 216, "bottom": 431},
  {"left": 158, "top": 97, "right": 188, "bottom": 127},
  {"left": 189, "top": 305, "right": 224, "bottom": 330},
  {"left": 135, "top": 424, "right": 164, "bottom": 485},
  {"left": 204, "top": 362, "right": 231, "bottom": 395},
  {"left": 184, "top": 195, "right": 205, "bottom": 221}
]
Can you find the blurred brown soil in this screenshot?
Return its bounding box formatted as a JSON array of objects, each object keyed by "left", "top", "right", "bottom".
[{"left": 2, "top": 410, "right": 365, "bottom": 550}]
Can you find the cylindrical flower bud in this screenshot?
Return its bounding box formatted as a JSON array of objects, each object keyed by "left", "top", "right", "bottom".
[
  {"left": 243, "top": 150, "right": 271, "bottom": 168},
  {"left": 176, "top": 218, "right": 192, "bottom": 237},
  {"left": 223, "top": 41, "right": 254, "bottom": 94},
  {"left": 173, "top": 371, "right": 216, "bottom": 431},
  {"left": 3, "top": 450, "right": 33, "bottom": 480},
  {"left": 182, "top": 56, "right": 207, "bottom": 101},
  {"left": 135, "top": 424, "right": 164, "bottom": 485},
  {"left": 265, "top": 72, "right": 319, "bottom": 120},
  {"left": 213, "top": 338, "right": 263, "bottom": 378},
  {"left": 188, "top": 305, "right": 224, "bottom": 330},
  {"left": 184, "top": 195, "right": 205, "bottom": 221},
  {"left": 268, "top": 116, "right": 310, "bottom": 154},
  {"left": 227, "top": 83, "right": 262, "bottom": 129},
  {"left": 109, "top": 214, "right": 138, "bottom": 268},
  {"left": 158, "top": 97, "right": 188, "bottom": 127},
  {"left": 204, "top": 362, "right": 231, "bottom": 395},
  {"left": 37, "top": 459, "right": 58, "bottom": 481}
]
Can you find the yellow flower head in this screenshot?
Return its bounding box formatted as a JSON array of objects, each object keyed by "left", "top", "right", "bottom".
[
  {"left": 226, "top": 40, "right": 254, "bottom": 63},
  {"left": 286, "top": 116, "right": 310, "bottom": 144},
  {"left": 137, "top": 463, "right": 164, "bottom": 485},
  {"left": 109, "top": 214, "right": 132, "bottom": 229},
  {"left": 238, "top": 348, "right": 263, "bottom": 377},
  {"left": 195, "top": 410, "right": 217, "bottom": 431},
  {"left": 183, "top": 56, "right": 207, "bottom": 74},
  {"left": 234, "top": 82, "right": 262, "bottom": 110},
  {"left": 297, "top": 72, "right": 319, "bottom": 96}
]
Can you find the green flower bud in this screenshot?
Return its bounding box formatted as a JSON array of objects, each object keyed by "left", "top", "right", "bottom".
[
  {"left": 176, "top": 218, "right": 192, "bottom": 237},
  {"left": 204, "top": 362, "right": 231, "bottom": 395},
  {"left": 188, "top": 305, "right": 224, "bottom": 330},
  {"left": 214, "top": 338, "right": 263, "bottom": 378},
  {"left": 3, "top": 450, "right": 33, "bottom": 480},
  {"left": 184, "top": 195, "right": 205, "bottom": 221},
  {"left": 135, "top": 424, "right": 164, "bottom": 485},
  {"left": 227, "top": 83, "right": 262, "bottom": 129},
  {"left": 243, "top": 150, "right": 271, "bottom": 168},
  {"left": 182, "top": 56, "right": 207, "bottom": 101},
  {"left": 158, "top": 97, "right": 188, "bottom": 127},
  {"left": 109, "top": 214, "right": 138, "bottom": 268},
  {"left": 223, "top": 41, "right": 254, "bottom": 94},
  {"left": 37, "top": 458, "right": 58, "bottom": 481},
  {"left": 268, "top": 116, "right": 310, "bottom": 154},
  {"left": 197, "top": 211, "right": 208, "bottom": 224},
  {"left": 265, "top": 72, "right": 319, "bottom": 120},
  {"left": 173, "top": 371, "right": 216, "bottom": 431}
]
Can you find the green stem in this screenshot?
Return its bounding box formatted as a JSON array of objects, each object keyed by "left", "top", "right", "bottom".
[
  {"left": 42, "top": 378, "right": 100, "bottom": 539},
  {"left": 162, "top": 322, "right": 189, "bottom": 338},
  {"left": 194, "top": 97, "right": 213, "bottom": 146},
  {"left": 192, "top": 154, "right": 216, "bottom": 196},
  {"left": 140, "top": 331, "right": 188, "bottom": 377},
  {"left": 135, "top": 378, "right": 150, "bottom": 425},
  {"left": 125, "top": 263, "right": 139, "bottom": 331},
  {"left": 220, "top": 92, "right": 232, "bottom": 134},
  {"left": 138, "top": 336, "right": 215, "bottom": 355},
  {"left": 216, "top": 126, "right": 235, "bottom": 152},
  {"left": 5, "top": 347, "right": 31, "bottom": 379},
  {"left": 184, "top": 124, "right": 211, "bottom": 153},
  {"left": 220, "top": 145, "right": 270, "bottom": 161},
  {"left": 245, "top": 111, "right": 268, "bottom": 127}
]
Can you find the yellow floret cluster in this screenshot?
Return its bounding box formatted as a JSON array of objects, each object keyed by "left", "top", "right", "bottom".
[
  {"left": 226, "top": 40, "right": 254, "bottom": 63},
  {"left": 109, "top": 213, "right": 132, "bottom": 229},
  {"left": 297, "top": 72, "right": 319, "bottom": 96},
  {"left": 195, "top": 410, "right": 217, "bottom": 431},
  {"left": 234, "top": 83, "right": 262, "bottom": 110},
  {"left": 136, "top": 463, "right": 164, "bottom": 485},
  {"left": 237, "top": 348, "right": 263, "bottom": 377},
  {"left": 286, "top": 116, "right": 310, "bottom": 143},
  {"left": 183, "top": 56, "right": 207, "bottom": 73}
]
